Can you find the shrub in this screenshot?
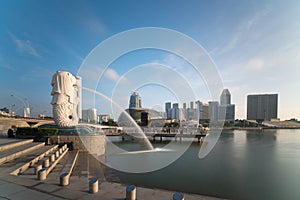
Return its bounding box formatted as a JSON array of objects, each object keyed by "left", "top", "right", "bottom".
[{"left": 16, "top": 127, "right": 58, "bottom": 139}]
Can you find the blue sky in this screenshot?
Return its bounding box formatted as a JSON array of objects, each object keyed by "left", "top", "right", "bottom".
[{"left": 0, "top": 0, "right": 299, "bottom": 120}]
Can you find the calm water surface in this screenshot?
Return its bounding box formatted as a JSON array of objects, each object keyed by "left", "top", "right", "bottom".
[{"left": 104, "top": 129, "right": 300, "bottom": 200}]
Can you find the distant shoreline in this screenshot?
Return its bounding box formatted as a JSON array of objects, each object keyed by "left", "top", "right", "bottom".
[{"left": 223, "top": 126, "right": 300, "bottom": 130}]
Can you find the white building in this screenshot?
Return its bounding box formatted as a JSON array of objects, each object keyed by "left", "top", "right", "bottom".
[
  {"left": 23, "top": 107, "right": 30, "bottom": 118},
  {"left": 82, "top": 108, "right": 97, "bottom": 123}
]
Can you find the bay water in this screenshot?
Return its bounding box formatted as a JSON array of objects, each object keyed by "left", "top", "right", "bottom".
[{"left": 105, "top": 129, "right": 300, "bottom": 200}]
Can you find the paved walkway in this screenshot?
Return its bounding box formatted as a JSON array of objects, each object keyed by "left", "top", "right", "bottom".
[
  {"left": 0, "top": 138, "right": 225, "bottom": 200},
  {"left": 0, "top": 177, "right": 224, "bottom": 200}
]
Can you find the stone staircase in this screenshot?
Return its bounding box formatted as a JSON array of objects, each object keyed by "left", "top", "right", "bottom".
[{"left": 0, "top": 139, "right": 45, "bottom": 166}]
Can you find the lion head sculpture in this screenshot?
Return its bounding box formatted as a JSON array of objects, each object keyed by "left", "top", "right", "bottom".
[{"left": 51, "top": 71, "right": 80, "bottom": 127}]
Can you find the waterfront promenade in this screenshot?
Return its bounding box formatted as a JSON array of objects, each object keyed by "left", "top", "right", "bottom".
[{"left": 0, "top": 137, "right": 224, "bottom": 200}]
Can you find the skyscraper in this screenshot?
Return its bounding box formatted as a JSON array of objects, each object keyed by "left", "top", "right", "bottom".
[
  {"left": 209, "top": 101, "right": 219, "bottom": 122},
  {"left": 219, "top": 89, "right": 235, "bottom": 121},
  {"left": 219, "top": 104, "right": 235, "bottom": 121},
  {"left": 165, "top": 102, "right": 171, "bottom": 119},
  {"left": 190, "top": 101, "right": 194, "bottom": 109},
  {"left": 129, "top": 92, "right": 141, "bottom": 109},
  {"left": 183, "top": 103, "right": 187, "bottom": 110},
  {"left": 172, "top": 103, "right": 179, "bottom": 120},
  {"left": 220, "top": 89, "right": 231, "bottom": 105},
  {"left": 247, "top": 94, "right": 278, "bottom": 121}
]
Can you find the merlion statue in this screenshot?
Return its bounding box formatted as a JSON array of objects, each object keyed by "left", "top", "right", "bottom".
[{"left": 51, "top": 71, "right": 81, "bottom": 128}]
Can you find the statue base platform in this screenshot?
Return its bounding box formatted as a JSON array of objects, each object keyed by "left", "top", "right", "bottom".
[{"left": 49, "top": 127, "right": 106, "bottom": 156}]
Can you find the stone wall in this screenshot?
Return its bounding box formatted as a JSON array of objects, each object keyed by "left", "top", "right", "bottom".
[{"left": 49, "top": 135, "right": 106, "bottom": 156}]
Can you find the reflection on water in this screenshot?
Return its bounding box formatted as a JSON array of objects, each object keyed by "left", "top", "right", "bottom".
[{"left": 104, "top": 129, "right": 300, "bottom": 200}]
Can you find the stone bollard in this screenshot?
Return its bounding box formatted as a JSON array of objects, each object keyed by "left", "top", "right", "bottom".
[
  {"left": 60, "top": 172, "right": 69, "bottom": 186},
  {"left": 55, "top": 151, "right": 60, "bottom": 158},
  {"left": 37, "top": 168, "right": 47, "bottom": 181},
  {"left": 45, "top": 137, "right": 51, "bottom": 145},
  {"left": 89, "top": 178, "right": 98, "bottom": 194},
  {"left": 126, "top": 185, "right": 136, "bottom": 200},
  {"left": 35, "top": 164, "right": 42, "bottom": 175},
  {"left": 173, "top": 192, "right": 184, "bottom": 200},
  {"left": 50, "top": 154, "right": 55, "bottom": 162},
  {"left": 43, "top": 158, "right": 50, "bottom": 168}
]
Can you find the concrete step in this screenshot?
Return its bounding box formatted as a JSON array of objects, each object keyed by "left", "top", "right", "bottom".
[
  {"left": 0, "top": 142, "right": 45, "bottom": 166},
  {"left": 45, "top": 150, "right": 78, "bottom": 183},
  {"left": 18, "top": 145, "right": 67, "bottom": 179},
  {"left": 0, "top": 139, "right": 33, "bottom": 152},
  {"left": 10, "top": 145, "right": 59, "bottom": 175},
  {"left": 0, "top": 145, "right": 55, "bottom": 176}
]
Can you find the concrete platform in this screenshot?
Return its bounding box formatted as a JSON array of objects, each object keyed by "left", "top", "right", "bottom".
[
  {"left": 0, "top": 138, "right": 225, "bottom": 200},
  {"left": 0, "top": 138, "right": 32, "bottom": 146},
  {"left": 0, "top": 142, "right": 45, "bottom": 166}
]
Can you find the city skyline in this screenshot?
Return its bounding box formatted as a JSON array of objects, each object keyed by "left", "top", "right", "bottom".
[{"left": 0, "top": 1, "right": 299, "bottom": 120}]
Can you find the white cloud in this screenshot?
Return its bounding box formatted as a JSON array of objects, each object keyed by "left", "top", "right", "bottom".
[
  {"left": 246, "top": 58, "right": 265, "bottom": 71},
  {"left": 245, "top": 6, "right": 271, "bottom": 30},
  {"left": 8, "top": 32, "right": 41, "bottom": 58},
  {"left": 215, "top": 6, "right": 271, "bottom": 56},
  {"left": 104, "top": 68, "right": 119, "bottom": 81}
]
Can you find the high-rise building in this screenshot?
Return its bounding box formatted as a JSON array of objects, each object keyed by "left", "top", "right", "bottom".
[
  {"left": 219, "top": 89, "right": 235, "bottom": 121},
  {"left": 82, "top": 108, "right": 98, "bottom": 123},
  {"left": 187, "top": 108, "right": 197, "bottom": 121},
  {"left": 209, "top": 101, "right": 219, "bottom": 122},
  {"left": 173, "top": 103, "right": 179, "bottom": 109},
  {"left": 183, "top": 103, "right": 187, "bottom": 110},
  {"left": 247, "top": 94, "right": 278, "bottom": 121},
  {"left": 219, "top": 104, "right": 235, "bottom": 121},
  {"left": 201, "top": 103, "right": 209, "bottom": 120},
  {"left": 178, "top": 108, "right": 186, "bottom": 121},
  {"left": 165, "top": 102, "right": 185, "bottom": 121},
  {"left": 220, "top": 89, "right": 231, "bottom": 105},
  {"left": 196, "top": 101, "right": 209, "bottom": 120},
  {"left": 182, "top": 102, "right": 187, "bottom": 120},
  {"left": 190, "top": 101, "right": 194, "bottom": 109},
  {"left": 129, "top": 92, "right": 141, "bottom": 109},
  {"left": 165, "top": 102, "right": 171, "bottom": 119},
  {"left": 171, "top": 103, "right": 179, "bottom": 120}
]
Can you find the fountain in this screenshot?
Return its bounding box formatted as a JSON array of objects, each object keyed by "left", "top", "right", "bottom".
[
  {"left": 49, "top": 71, "right": 201, "bottom": 173},
  {"left": 82, "top": 86, "right": 154, "bottom": 151}
]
